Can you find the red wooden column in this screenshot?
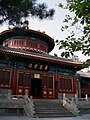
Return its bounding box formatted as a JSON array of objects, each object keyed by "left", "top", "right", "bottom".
[
  {"left": 73, "top": 76, "right": 77, "bottom": 94},
  {"left": 42, "top": 75, "right": 48, "bottom": 98},
  {"left": 11, "top": 68, "right": 18, "bottom": 95},
  {"left": 47, "top": 74, "right": 55, "bottom": 98},
  {"left": 55, "top": 73, "right": 58, "bottom": 99}
]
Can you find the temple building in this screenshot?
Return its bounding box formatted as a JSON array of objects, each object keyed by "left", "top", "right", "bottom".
[
  {"left": 77, "top": 67, "right": 90, "bottom": 98},
  {"left": 0, "top": 28, "right": 82, "bottom": 99}
]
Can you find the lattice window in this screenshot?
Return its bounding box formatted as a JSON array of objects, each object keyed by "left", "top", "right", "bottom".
[
  {"left": 24, "top": 74, "right": 30, "bottom": 87},
  {"left": 59, "top": 78, "right": 62, "bottom": 89},
  {"left": 14, "top": 40, "right": 16, "bottom": 45},
  {"left": 0, "top": 69, "right": 10, "bottom": 86},
  {"left": 30, "top": 42, "right": 37, "bottom": 48},
  {"left": 67, "top": 79, "right": 72, "bottom": 91},
  {"left": 59, "top": 77, "right": 73, "bottom": 91},
  {"left": 42, "top": 75, "right": 47, "bottom": 87},
  {"left": 48, "top": 76, "right": 53, "bottom": 88},
  {"left": 4, "top": 71, "right": 10, "bottom": 86},
  {"left": 18, "top": 73, "right": 24, "bottom": 86},
  {"left": 81, "top": 83, "right": 89, "bottom": 90},
  {"left": 18, "top": 72, "right": 30, "bottom": 87}
]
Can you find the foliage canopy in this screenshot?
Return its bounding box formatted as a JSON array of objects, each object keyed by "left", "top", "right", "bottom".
[
  {"left": 57, "top": 0, "right": 90, "bottom": 58},
  {"left": 83, "top": 59, "right": 90, "bottom": 68},
  {"left": 0, "top": 0, "right": 55, "bottom": 28}
]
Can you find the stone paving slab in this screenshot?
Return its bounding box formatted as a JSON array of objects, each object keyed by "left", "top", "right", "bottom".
[{"left": 0, "top": 115, "right": 90, "bottom": 120}]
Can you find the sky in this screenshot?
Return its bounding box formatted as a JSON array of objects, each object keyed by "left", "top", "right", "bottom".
[{"left": 0, "top": 0, "right": 90, "bottom": 62}]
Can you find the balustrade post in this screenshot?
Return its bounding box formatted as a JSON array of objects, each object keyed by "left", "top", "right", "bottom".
[
  {"left": 63, "top": 93, "right": 65, "bottom": 101},
  {"left": 25, "top": 90, "right": 28, "bottom": 98},
  {"left": 7, "top": 89, "right": 12, "bottom": 101},
  {"left": 63, "top": 93, "right": 66, "bottom": 106},
  {"left": 85, "top": 94, "right": 89, "bottom": 104},
  {"left": 30, "top": 96, "right": 33, "bottom": 102},
  {"left": 71, "top": 98, "right": 74, "bottom": 109},
  {"left": 75, "top": 94, "right": 78, "bottom": 104}
]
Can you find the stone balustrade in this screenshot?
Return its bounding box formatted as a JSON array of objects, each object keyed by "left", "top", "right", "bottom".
[
  {"left": 0, "top": 89, "right": 35, "bottom": 117},
  {"left": 75, "top": 97, "right": 90, "bottom": 108},
  {"left": 23, "top": 90, "right": 35, "bottom": 117},
  {"left": 63, "top": 95, "right": 80, "bottom": 116}
]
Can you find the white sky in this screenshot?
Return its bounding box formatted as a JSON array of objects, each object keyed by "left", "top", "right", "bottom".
[{"left": 0, "top": 0, "right": 90, "bottom": 62}]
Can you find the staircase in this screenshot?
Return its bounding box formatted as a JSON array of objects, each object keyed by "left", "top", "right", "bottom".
[{"left": 33, "top": 99, "right": 75, "bottom": 118}]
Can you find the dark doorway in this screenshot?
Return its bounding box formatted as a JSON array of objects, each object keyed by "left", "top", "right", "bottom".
[{"left": 31, "top": 78, "right": 42, "bottom": 97}]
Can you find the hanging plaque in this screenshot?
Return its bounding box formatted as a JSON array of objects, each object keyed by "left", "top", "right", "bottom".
[{"left": 34, "top": 74, "right": 40, "bottom": 78}]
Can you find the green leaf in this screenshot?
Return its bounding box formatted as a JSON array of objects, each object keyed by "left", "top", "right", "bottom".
[
  {"left": 59, "top": 3, "right": 63, "bottom": 8},
  {"left": 58, "top": 0, "right": 90, "bottom": 57}
]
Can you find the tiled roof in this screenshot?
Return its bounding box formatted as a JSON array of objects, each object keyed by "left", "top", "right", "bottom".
[
  {"left": 0, "top": 46, "right": 83, "bottom": 66},
  {"left": 77, "top": 68, "right": 90, "bottom": 78},
  {"left": 0, "top": 29, "right": 55, "bottom": 52}
]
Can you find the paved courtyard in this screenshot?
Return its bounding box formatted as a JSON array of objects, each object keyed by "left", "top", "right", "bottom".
[{"left": 0, "top": 114, "right": 90, "bottom": 120}]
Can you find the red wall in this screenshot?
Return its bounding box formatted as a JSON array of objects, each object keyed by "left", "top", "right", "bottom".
[
  {"left": 0, "top": 66, "right": 77, "bottom": 99},
  {"left": 4, "top": 38, "right": 48, "bottom": 54}
]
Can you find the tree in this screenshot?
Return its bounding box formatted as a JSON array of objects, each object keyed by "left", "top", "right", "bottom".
[
  {"left": 0, "top": 0, "right": 55, "bottom": 28},
  {"left": 57, "top": 0, "right": 90, "bottom": 58},
  {"left": 83, "top": 59, "right": 90, "bottom": 68}
]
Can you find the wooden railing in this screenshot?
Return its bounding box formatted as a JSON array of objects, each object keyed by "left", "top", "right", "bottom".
[{"left": 63, "top": 97, "right": 80, "bottom": 116}]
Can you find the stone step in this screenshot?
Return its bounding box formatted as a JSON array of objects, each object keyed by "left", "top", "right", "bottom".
[
  {"left": 37, "top": 113, "right": 74, "bottom": 118},
  {"left": 33, "top": 99, "right": 75, "bottom": 118},
  {"left": 36, "top": 109, "right": 72, "bottom": 113},
  {"left": 36, "top": 111, "right": 72, "bottom": 114},
  {"left": 0, "top": 108, "right": 23, "bottom": 116}
]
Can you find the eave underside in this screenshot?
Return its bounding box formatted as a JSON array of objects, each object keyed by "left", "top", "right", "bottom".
[{"left": 0, "top": 46, "right": 82, "bottom": 67}]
